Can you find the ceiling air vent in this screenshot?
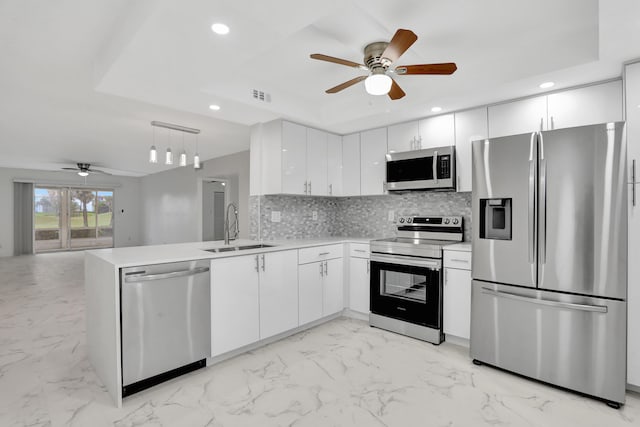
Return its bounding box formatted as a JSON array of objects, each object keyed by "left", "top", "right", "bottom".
[{"left": 251, "top": 89, "right": 271, "bottom": 103}]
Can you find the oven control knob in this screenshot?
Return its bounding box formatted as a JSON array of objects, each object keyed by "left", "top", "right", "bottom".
[
  {"left": 407, "top": 218, "right": 413, "bottom": 223},
  {"left": 399, "top": 218, "right": 405, "bottom": 223},
  {"left": 444, "top": 218, "right": 450, "bottom": 224},
  {"left": 452, "top": 218, "right": 459, "bottom": 225}
]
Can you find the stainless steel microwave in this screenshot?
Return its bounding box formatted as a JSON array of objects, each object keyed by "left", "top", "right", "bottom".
[{"left": 385, "top": 146, "right": 456, "bottom": 191}]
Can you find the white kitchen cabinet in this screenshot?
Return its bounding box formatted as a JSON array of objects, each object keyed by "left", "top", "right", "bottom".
[
  {"left": 306, "top": 127, "right": 328, "bottom": 196},
  {"left": 211, "top": 256, "right": 260, "bottom": 356},
  {"left": 298, "top": 261, "right": 324, "bottom": 324},
  {"left": 419, "top": 114, "right": 455, "bottom": 148},
  {"left": 298, "top": 245, "right": 345, "bottom": 325},
  {"left": 323, "top": 258, "right": 344, "bottom": 315},
  {"left": 488, "top": 96, "right": 547, "bottom": 138},
  {"left": 454, "top": 107, "right": 488, "bottom": 192},
  {"left": 349, "top": 243, "right": 370, "bottom": 314},
  {"left": 282, "top": 121, "right": 308, "bottom": 195},
  {"left": 327, "top": 133, "right": 343, "bottom": 196},
  {"left": 547, "top": 80, "right": 622, "bottom": 130},
  {"left": 342, "top": 133, "right": 361, "bottom": 196},
  {"left": 625, "top": 61, "right": 640, "bottom": 389},
  {"left": 360, "top": 127, "right": 388, "bottom": 195},
  {"left": 387, "top": 120, "right": 420, "bottom": 153},
  {"left": 258, "top": 250, "right": 299, "bottom": 340},
  {"left": 443, "top": 248, "right": 472, "bottom": 340}
]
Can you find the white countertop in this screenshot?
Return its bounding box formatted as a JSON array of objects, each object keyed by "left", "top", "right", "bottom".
[{"left": 86, "top": 237, "right": 373, "bottom": 268}]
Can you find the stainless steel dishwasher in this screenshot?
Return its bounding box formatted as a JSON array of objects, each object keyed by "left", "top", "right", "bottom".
[{"left": 120, "top": 260, "right": 210, "bottom": 397}]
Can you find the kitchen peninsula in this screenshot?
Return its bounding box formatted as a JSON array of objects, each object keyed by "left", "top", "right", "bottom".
[{"left": 85, "top": 238, "right": 371, "bottom": 407}]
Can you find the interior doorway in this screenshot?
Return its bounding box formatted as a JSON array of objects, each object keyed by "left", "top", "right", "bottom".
[
  {"left": 202, "top": 180, "right": 226, "bottom": 241},
  {"left": 34, "top": 186, "right": 114, "bottom": 252}
]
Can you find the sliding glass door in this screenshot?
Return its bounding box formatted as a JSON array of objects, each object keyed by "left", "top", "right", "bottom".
[{"left": 34, "top": 186, "right": 114, "bottom": 252}]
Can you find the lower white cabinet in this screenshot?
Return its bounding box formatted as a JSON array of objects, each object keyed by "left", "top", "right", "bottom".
[
  {"left": 211, "top": 250, "right": 298, "bottom": 356},
  {"left": 443, "top": 249, "right": 472, "bottom": 340},
  {"left": 258, "top": 250, "right": 299, "bottom": 340},
  {"left": 348, "top": 243, "right": 370, "bottom": 314},
  {"left": 211, "top": 256, "right": 260, "bottom": 356},
  {"left": 299, "top": 252, "right": 344, "bottom": 325}
]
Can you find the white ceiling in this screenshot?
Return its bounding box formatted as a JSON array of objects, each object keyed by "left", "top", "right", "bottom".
[{"left": 1, "top": 0, "right": 639, "bottom": 176}]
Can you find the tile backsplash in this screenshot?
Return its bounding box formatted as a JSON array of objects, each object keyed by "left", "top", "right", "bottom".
[{"left": 250, "top": 191, "right": 472, "bottom": 242}]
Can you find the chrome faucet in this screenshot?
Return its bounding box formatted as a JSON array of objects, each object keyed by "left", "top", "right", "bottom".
[{"left": 224, "top": 202, "right": 239, "bottom": 245}]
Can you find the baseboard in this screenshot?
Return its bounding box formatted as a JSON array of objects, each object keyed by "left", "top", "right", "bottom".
[
  {"left": 342, "top": 308, "right": 369, "bottom": 321},
  {"left": 444, "top": 334, "right": 470, "bottom": 348}
]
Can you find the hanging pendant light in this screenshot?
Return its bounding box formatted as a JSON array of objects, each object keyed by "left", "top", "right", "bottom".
[
  {"left": 179, "top": 133, "right": 187, "bottom": 166},
  {"left": 194, "top": 134, "right": 201, "bottom": 169},
  {"left": 149, "top": 145, "right": 158, "bottom": 163},
  {"left": 165, "top": 148, "right": 173, "bottom": 165}
]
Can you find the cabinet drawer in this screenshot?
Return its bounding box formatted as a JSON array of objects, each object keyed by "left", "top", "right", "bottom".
[
  {"left": 298, "top": 244, "right": 344, "bottom": 264},
  {"left": 349, "top": 243, "right": 370, "bottom": 258},
  {"left": 443, "top": 250, "right": 472, "bottom": 270}
]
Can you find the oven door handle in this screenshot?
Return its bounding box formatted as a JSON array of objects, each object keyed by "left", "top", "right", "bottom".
[{"left": 370, "top": 253, "right": 441, "bottom": 270}]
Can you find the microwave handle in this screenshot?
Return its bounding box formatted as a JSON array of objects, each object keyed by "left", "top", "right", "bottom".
[{"left": 433, "top": 150, "right": 438, "bottom": 183}]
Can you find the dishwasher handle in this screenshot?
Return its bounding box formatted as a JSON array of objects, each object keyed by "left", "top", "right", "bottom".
[{"left": 124, "top": 266, "right": 210, "bottom": 283}]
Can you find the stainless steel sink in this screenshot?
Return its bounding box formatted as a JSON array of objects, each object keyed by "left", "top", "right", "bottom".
[{"left": 203, "top": 243, "right": 274, "bottom": 253}]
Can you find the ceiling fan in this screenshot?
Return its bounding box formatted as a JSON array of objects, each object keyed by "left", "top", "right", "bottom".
[
  {"left": 62, "top": 163, "right": 111, "bottom": 177},
  {"left": 310, "top": 29, "right": 457, "bottom": 100}
]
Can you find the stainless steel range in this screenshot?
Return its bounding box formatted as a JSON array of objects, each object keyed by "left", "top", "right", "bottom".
[{"left": 369, "top": 215, "right": 463, "bottom": 344}]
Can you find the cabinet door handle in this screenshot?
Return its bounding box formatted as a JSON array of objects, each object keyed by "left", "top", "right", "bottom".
[
  {"left": 633, "top": 159, "right": 637, "bottom": 207},
  {"left": 319, "top": 252, "right": 330, "bottom": 256},
  {"left": 444, "top": 269, "right": 447, "bottom": 285},
  {"left": 320, "top": 262, "right": 324, "bottom": 277},
  {"left": 255, "top": 255, "right": 259, "bottom": 272},
  {"left": 550, "top": 116, "right": 555, "bottom": 130},
  {"left": 418, "top": 135, "right": 422, "bottom": 149},
  {"left": 324, "top": 260, "right": 328, "bottom": 276},
  {"left": 304, "top": 181, "right": 308, "bottom": 195},
  {"left": 449, "top": 258, "right": 469, "bottom": 263},
  {"left": 540, "top": 117, "right": 544, "bottom": 131},
  {"left": 329, "top": 183, "right": 332, "bottom": 195},
  {"left": 309, "top": 181, "right": 312, "bottom": 195},
  {"left": 367, "top": 260, "right": 370, "bottom": 274},
  {"left": 354, "top": 249, "right": 366, "bottom": 253},
  {"left": 261, "top": 254, "right": 265, "bottom": 272}
]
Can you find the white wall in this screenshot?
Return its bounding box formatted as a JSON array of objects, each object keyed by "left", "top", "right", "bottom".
[
  {"left": 140, "top": 151, "right": 250, "bottom": 245},
  {"left": 0, "top": 167, "right": 142, "bottom": 257}
]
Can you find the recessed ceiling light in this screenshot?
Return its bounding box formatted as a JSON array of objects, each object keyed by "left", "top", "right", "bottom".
[
  {"left": 209, "top": 104, "right": 221, "bottom": 111},
  {"left": 431, "top": 106, "right": 442, "bottom": 113},
  {"left": 539, "top": 81, "right": 555, "bottom": 89},
  {"left": 211, "top": 23, "right": 229, "bottom": 35}
]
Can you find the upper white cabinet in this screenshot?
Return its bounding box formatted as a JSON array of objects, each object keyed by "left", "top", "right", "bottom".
[
  {"left": 454, "top": 107, "right": 488, "bottom": 192},
  {"left": 342, "top": 133, "right": 361, "bottom": 196},
  {"left": 327, "top": 133, "right": 343, "bottom": 196},
  {"left": 250, "top": 120, "right": 339, "bottom": 196},
  {"left": 547, "top": 80, "right": 622, "bottom": 130},
  {"left": 625, "top": 61, "right": 640, "bottom": 389},
  {"left": 360, "top": 128, "right": 388, "bottom": 195},
  {"left": 387, "top": 120, "right": 420, "bottom": 153},
  {"left": 281, "top": 121, "right": 308, "bottom": 195},
  {"left": 306, "top": 127, "right": 328, "bottom": 196},
  {"left": 419, "top": 114, "right": 455, "bottom": 148},
  {"left": 488, "top": 96, "right": 547, "bottom": 138},
  {"left": 488, "top": 80, "right": 623, "bottom": 138}
]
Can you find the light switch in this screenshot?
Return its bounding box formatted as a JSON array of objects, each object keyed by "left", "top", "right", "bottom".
[{"left": 271, "top": 211, "right": 281, "bottom": 222}]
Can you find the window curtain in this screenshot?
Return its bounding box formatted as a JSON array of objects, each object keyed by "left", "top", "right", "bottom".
[{"left": 13, "top": 182, "right": 34, "bottom": 255}]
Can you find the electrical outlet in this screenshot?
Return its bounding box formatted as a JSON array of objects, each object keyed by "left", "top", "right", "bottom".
[
  {"left": 312, "top": 211, "right": 318, "bottom": 220},
  {"left": 388, "top": 210, "right": 395, "bottom": 221},
  {"left": 271, "top": 211, "right": 281, "bottom": 223}
]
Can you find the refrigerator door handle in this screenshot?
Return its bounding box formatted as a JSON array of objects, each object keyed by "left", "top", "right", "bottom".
[
  {"left": 539, "top": 133, "right": 547, "bottom": 265},
  {"left": 633, "top": 159, "right": 636, "bottom": 207},
  {"left": 480, "top": 287, "right": 608, "bottom": 313},
  {"left": 528, "top": 133, "right": 536, "bottom": 264}
]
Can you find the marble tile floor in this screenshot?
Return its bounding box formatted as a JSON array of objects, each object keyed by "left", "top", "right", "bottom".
[{"left": 1, "top": 252, "right": 639, "bottom": 427}]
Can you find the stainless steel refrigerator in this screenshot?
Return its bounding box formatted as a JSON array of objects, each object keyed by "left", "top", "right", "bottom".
[{"left": 470, "top": 122, "right": 627, "bottom": 407}]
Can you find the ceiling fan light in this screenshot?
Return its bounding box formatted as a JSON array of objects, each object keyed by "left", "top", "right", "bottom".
[
  {"left": 149, "top": 145, "right": 158, "bottom": 163},
  {"left": 78, "top": 171, "right": 89, "bottom": 177},
  {"left": 179, "top": 150, "right": 187, "bottom": 167},
  {"left": 365, "top": 74, "right": 392, "bottom": 96},
  {"left": 194, "top": 153, "right": 201, "bottom": 169}
]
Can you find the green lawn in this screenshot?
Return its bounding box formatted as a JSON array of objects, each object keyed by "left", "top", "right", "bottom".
[{"left": 35, "top": 212, "right": 113, "bottom": 229}]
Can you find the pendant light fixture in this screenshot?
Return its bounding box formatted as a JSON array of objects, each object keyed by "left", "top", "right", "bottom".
[{"left": 149, "top": 121, "right": 201, "bottom": 168}]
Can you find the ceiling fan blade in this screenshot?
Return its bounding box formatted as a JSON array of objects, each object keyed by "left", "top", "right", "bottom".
[
  {"left": 310, "top": 54, "right": 366, "bottom": 70},
  {"left": 395, "top": 63, "right": 457, "bottom": 75},
  {"left": 326, "top": 76, "right": 367, "bottom": 94},
  {"left": 388, "top": 78, "right": 406, "bottom": 100},
  {"left": 89, "top": 169, "right": 112, "bottom": 175},
  {"left": 381, "top": 29, "right": 417, "bottom": 64},
  {"left": 61, "top": 167, "right": 78, "bottom": 171}
]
